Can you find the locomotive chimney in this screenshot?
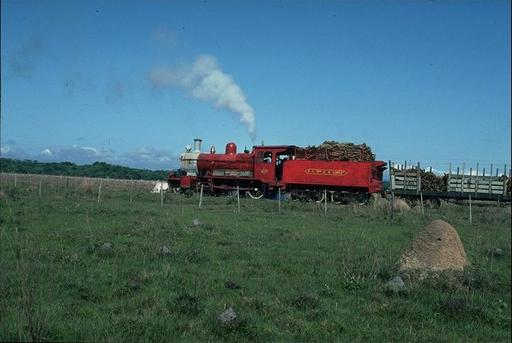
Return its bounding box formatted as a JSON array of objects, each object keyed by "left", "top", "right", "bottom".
[{"left": 193, "top": 138, "right": 202, "bottom": 153}]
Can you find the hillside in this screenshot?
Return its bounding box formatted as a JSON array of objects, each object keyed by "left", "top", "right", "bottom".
[{"left": 0, "top": 158, "right": 168, "bottom": 180}]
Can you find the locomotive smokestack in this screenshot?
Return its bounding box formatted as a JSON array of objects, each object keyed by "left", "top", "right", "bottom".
[{"left": 193, "top": 138, "right": 202, "bottom": 153}]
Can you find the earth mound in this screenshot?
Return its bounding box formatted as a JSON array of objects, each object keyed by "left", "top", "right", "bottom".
[{"left": 399, "top": 219, "right": 470, "bottom": 272}]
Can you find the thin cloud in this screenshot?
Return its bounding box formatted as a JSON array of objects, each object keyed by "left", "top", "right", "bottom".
[
  {"left": 7, "top": 36, "right": 45, "bottom": 79},
  {"left": 104, "top": 80, "right": 126, "bottom": 105},
  {"left": 152, "top": 25, "right": 177, "bottom": 47}
]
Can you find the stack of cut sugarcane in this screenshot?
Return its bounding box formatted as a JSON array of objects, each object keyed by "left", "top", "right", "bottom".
[
  {"left": 392, "top": 168, "right": 448, "bottom": 192},
  {"left": 304, "top": 141, "right": 375, "bottom": 161}
]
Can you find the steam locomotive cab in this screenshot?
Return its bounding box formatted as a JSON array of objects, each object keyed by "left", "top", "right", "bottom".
[{"left": 253, "top": 146, "right": 297, "bottom": 186}]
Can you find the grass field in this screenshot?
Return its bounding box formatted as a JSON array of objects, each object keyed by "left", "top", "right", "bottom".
[{"left": 0, "top": 181, "right": 510, "bottom": 342}]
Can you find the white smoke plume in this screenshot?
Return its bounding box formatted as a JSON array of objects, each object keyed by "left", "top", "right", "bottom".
[{"left": 150, "top": 55, "right": 256, "bottom": 141}]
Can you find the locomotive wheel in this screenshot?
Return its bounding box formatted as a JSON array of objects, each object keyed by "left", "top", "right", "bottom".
[
  {"left": 331, "top": 192, "right": 344, "bottom": 203},
  {"left": 246, "top": 188, "right": 264, "bottom": 199},
  {"left": 313, "top": 191, "right": 325, "bottom": 203}
]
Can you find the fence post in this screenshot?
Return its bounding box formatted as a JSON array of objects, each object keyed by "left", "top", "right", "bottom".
[
  {"left": 180, "top": 192, "right": 183, "bottom": 216},
  {"left": 160, "top": 187, "right": 163, "bottom": 207},
  {"left": 278, "top": 187, "right": 281, "bottom": 213},
  {"left": 130, "top": 179, "right": 134, "bottom": 203},
  {"left": 14, "top": 173, "right": 17, "bottom": 187},
  {"left": 420, "top": 192, "right": 424, "bottom": 215},
  {"left": 324, "top": 189, "right": 327, "bottom": 214},
  {"left": 38, "top": 178, "right": 42, "bottom": 197},
  {"left": 469, "top": 194, "right": 472, "bottom": 224},
  {"left": 198, "top": 184, "right": 204, "bottom": 209},
  {"left": 97, "top": 179, "right": 102, "bottom": 204},
  {"left": 237, "top": 185, "right": 240, "bottom": 213}
]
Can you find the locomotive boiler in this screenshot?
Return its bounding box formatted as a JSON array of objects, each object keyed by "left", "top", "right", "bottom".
[{"left": 168, "top": 138, "right": 386, "bottom": 202}]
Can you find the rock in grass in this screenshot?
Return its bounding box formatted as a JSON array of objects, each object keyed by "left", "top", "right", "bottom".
[
  {"left": 100, "top": 242, "right": 113, "bottom": 255},
  {"left": 128, "top": 278, "right": 141, "bottom": 291},
  {"left": 225, "top": 280, "right": 240, "bottom": 290},
  {"left": 293, "top": 293, "right": 319, "bottom": 309},
  {"left": 159, "top": 245, "right": 172, "bottom": 256},
  {"left": 489, "top": 248, "right": 503, "bottom": 259},
  {"left": 384, "top": 276, "right": 407, "bottom": 295},
  {"left": 192, "top": 218, "right": 201, "bottom": 227},
  {"left": 218, "top": 307, "right": 240, "bottom": 329}
]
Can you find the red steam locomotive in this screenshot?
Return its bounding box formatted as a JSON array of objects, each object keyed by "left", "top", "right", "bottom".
[{"left": 168, "top": 138, "right": 386, "bottom": 202}]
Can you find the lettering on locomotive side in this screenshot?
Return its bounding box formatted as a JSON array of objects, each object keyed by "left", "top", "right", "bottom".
[{"left": 304, "top": 168, "right": 348, "bottom": 176}]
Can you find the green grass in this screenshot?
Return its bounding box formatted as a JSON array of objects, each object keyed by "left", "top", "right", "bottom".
[{"left": 0, "top": 183, "right": 510, "bottom": 342}]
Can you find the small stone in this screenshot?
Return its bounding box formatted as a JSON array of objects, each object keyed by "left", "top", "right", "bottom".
[
  {"left": 490, "top": 248, "right": 503, "bottom": 258},
  {"left": 128, "top": 279, "right": 141, "bottom": 291},
  {"left": 225, "top": 280, "right": 240, "bottom": 290},
  {"left": 100, "top": 242, "right": 112, "bottom": 254},
  {"left": 218, "top": 307, "right": 239, "bottom": 329},
  {"left": 160, "top": 245, "right": 172, "bottom": 256},
  {"left": 384, "top": 276, "right": 407, "bottom": 295},
  {"left": 192, "top": 218, "right": 201, "bottom": 227}
]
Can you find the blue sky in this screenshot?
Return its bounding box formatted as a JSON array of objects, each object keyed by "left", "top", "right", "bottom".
[{"left": 1, "top": 0, "right": 510, "bottom": 172}]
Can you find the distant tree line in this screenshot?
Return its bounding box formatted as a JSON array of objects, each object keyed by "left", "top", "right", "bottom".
[{"left": 0, "top": 158, "right": 169, "bottom": 180}]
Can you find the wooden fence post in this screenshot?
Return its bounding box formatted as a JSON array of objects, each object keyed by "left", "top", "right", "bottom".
[
  {"left": 14, "top": 173, "right": 17, "bottom": 187},
  {"left": 324, "top": 189, "right": 327, "bottom": 214},
  {"left": 130, "top": 179, "right": 134, "bottom": 203},
  {"left": 237, "top": 185, "right": 240, "bottom": 213},
  {"left": 38, "top": 178, "right": 42, "bottom": 197},
  {"left": 198, "top": 184, "right": 204, "bottom": 209},
  {"left": 420, "top": 192, "right": 424, "bottom": 216},
  {"left": 160, "top": 187, "right": 163, "bottom": 207},
  {"left": 278, "top": 187, "right": 281, "bottom": 213},
  {"left": 97, "top": 179, "right": 102, "bottom": 204},
  {"left": 469, "top": 194, "right": 472, "bottom": 224},
  {"left": 180, "top": 192, "right": 183, "bottom": 216}
]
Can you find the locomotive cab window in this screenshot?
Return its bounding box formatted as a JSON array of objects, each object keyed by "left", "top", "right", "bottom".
[{"left": 257, "top": 151, "right": 273, "bottom": 164}]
